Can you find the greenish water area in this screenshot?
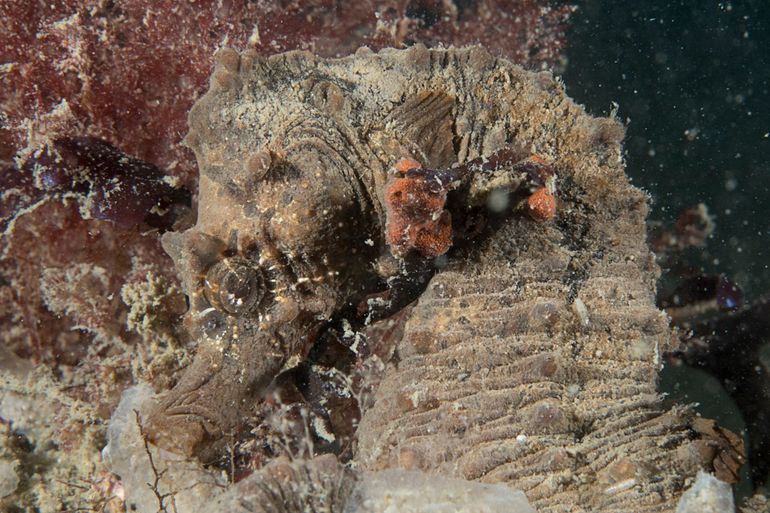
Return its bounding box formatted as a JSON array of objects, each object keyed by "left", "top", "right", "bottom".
[
  {"left": 564, "top": 0, "right": 770, "bottom": 295},
  {"left": 563, "top": 1, "right": 770, "bottom": 495}
]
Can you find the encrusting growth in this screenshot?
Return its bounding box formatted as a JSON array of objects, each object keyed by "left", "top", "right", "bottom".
[
  {"left": 385, "top": 158, "right": 453, "bottom": 258},
  {"left": 527, "top": 186, "right": 557, "bottom": 221},
  {"left": 385, "top": 153, "right": 560, "bottom": 258}
]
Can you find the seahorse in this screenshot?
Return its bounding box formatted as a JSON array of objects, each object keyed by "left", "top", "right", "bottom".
[{"left": 142, "top": 45, "right": 742, "bottom": 511}]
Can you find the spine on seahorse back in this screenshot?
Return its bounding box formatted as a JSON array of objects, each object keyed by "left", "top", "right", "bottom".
[{"left": 356, "top": 192, "right": 708, "bottom": 511}]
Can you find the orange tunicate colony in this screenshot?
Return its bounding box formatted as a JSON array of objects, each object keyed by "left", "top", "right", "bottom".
[
  {"left": 527, "top": 187, "right": 557, "bottom": 221},
  {"left": 385, "top": 159, "right": 453, "bottom": 258}
]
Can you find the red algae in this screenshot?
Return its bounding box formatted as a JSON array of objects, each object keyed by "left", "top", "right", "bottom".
[
  {"left": 1, "top": 0, "right": 265, "bottom": 183},
  {"left": 0, "top": 200, "right": 180, "bottom": 369},
  {"left": 1, "top": 0, "right": 573, "bottom": 183}
]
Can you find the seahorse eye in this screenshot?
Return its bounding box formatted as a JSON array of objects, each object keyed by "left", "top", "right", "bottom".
[
  {"left": 199, "top": 308, "right": 227, "bottom": 339},
  {"left": 204, "top": 257, "right": 265, "bottom": 316}
]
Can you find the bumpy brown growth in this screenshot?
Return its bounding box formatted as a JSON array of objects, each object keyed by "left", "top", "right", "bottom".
[{"left": 145, "top": 45, "right": 741, "bottom": 510}]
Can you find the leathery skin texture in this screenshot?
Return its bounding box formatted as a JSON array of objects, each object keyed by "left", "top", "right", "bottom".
[{"left": 144, "top": 45, "right": 743, "bottom": 511}]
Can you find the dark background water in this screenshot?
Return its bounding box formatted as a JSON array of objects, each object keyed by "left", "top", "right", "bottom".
[
  {"left": 565, "top": 0, "right": 770, "bottom": 294},
  {"left": 563, "top": 0, "right": 770, "bottom": 493}
]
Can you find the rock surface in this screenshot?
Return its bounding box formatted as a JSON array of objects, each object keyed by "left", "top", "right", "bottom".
[
  {"left": 344, "top": 469, "right": 536, "bottom": 513},
  {"left": 0, "top": 459, "right": 19, "bottom": 499},
  {"left": 103, "top": 385, "right": 226, "bottom": 513}
]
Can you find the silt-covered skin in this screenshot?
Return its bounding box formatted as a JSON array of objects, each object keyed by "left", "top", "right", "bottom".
[
  {"left": 140, "top": 46, "right": 745, "bottom": 513},
  {"left": 143, "top": 143, "right": 383, "bottom": 459}
]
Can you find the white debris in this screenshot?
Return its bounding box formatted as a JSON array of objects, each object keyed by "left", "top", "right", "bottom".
[
  {"left": 344, "top": 469, "right": 536, "bottom": 513},
  {"left": 312, "top": 416, "right": 336, "bottom": 443},
  {"left": 486, "top": 188, "right": 510, "bottom": 213},
  {"left": 675, "top": 471, "right": 735, "bottom": 513},
  {"left": 572, "top": 297, "right": 590, "bottom": 327},
  {"left": 604, "top": 478, "right": 636, "bottom": 496}
]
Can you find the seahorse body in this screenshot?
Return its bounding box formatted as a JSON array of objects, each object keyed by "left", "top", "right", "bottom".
[{"left": 144, "top": 45, "right": 737, "bottom": 511}]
